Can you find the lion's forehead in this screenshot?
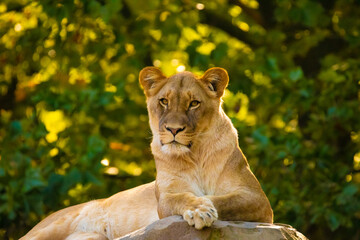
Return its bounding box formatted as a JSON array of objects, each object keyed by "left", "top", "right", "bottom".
[{"left": 158, "top": 74, "right": 206, "bottom": 102}]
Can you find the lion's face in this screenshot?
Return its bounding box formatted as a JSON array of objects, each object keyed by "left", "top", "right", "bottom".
[{"left": 139, "top": 67, "right": 229, "bottom": 155}]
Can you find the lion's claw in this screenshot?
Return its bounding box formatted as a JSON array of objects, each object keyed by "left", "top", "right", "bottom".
[{"left": 182, "top": 198, "right": 218, "bottom": 229}]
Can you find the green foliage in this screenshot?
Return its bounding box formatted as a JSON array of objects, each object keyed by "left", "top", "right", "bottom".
[{"left": 0, "top": 0, "right": 360, "bottom": 239}]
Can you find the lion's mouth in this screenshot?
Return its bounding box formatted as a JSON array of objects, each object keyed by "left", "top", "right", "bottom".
[{"left": 161, "top": 140, "right": 192, "bottom": 148}]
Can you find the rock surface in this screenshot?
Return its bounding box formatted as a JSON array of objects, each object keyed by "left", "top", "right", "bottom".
[{"left": 116, "top": 216, "right": 308, "bottom": 240}]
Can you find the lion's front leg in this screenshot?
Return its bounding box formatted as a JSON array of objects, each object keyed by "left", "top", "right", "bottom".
[
  {"left": 206, "top": 189, "right": 273, "bottom": 223},
  {"left": 158, "top": 192, "right": 218, "bottom": 229}
]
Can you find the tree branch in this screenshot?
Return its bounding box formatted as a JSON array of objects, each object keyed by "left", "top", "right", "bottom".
[
  {"left": 199, "top": 9, "right": 258, "bottom": 48},
  {"left": 228, "top": 0, "right": 265, "bottom": 28},
  {"left": 294, "top": 35, "right": 346, "bottom": 78},
  {"left": 257, "top": 0, "right": 276, "bottom": 29},
  {"left": 0, "top": 77, "right": 17, "bottom": 110}
]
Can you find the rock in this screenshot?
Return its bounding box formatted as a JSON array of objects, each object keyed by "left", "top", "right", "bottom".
[{"left": 116, "top": 216, "right": 308, "bottom": 240}]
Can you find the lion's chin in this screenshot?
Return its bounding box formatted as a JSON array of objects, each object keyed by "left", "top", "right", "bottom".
[{"left": 161, "top": 142, "right": 191, "bottom": 155}]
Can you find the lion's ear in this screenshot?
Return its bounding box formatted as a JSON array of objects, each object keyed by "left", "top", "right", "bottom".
[
  {"left": 201, "top": 67, "right": 229, "bottom": 98},
  {"left": 139, "top": 67, "right": 166, "bottom": 96}
]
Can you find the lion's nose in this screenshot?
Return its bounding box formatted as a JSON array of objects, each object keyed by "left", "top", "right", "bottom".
[{"left": 165, "top": 126, "right": 185, "bottom": 136}]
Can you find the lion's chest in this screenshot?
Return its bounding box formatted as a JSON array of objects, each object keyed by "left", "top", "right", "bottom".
[{"left": 184, "top": 163, "right": 224, "bottom": 196}]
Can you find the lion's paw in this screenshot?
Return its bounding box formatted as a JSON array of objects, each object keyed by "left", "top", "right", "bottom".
[{"left": 182, "top": 198, "right": 218, "bottom": 230}]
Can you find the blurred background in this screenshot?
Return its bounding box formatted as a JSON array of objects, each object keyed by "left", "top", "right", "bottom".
[{"left": 0, "top": 0, "right": 359, "bottom": 239}]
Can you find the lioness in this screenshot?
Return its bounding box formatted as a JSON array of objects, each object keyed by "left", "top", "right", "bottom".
[{"left": 21, "top": 67, "right": 273, "bottom": 240}]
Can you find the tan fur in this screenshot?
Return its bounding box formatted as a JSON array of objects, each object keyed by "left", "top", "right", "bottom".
[
  {"left": 20, "top": 182, "right": 158, "bottom": 240},
  {"left": 141, "top": 67, "right": 273, "bottom": 229},
  {"left": 21, "top": 67, "right": 272, "bottom": 239}
]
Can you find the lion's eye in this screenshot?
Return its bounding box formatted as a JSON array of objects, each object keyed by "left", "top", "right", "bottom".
[
  {"left": 189, "top": 100, "right": 200, "bottom": 109},
  {"left": 159, "top": 98, "right": 168, "bottom": 107}
]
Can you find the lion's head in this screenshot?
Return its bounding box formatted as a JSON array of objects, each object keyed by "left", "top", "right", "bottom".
[{"left": 139, "top": 67, "right": 229, "bottom": 155}]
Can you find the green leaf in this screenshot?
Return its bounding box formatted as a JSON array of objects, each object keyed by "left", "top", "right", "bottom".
[
  {"left": 252, "top": 128, "right": 269, "bottom": 147},
  {"left": 61, "top": 168, "right": 82, "bottom": 193},
  {"left": 10, "top": 121, "right": 22, "bottom": 135},
  {"left": 289, "top": 68, "right": 303, "bottom": 82},
  {"left": 22, "top": 179, "right": 46, "bottom": 193},
  {"left": 327, "top": 213, "right": 341, "bottom": 231},
  {"left": 342, "top": 184, "right": 358, "bottom": 196},
  {"left": 0, "top": 168, "right": 5, "bottom": 177}
]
